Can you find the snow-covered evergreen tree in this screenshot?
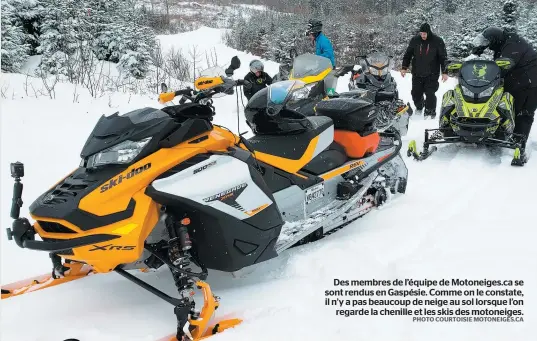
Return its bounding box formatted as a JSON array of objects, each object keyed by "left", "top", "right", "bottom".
[
  {"left": 501, "top": 0, "right": 519, "bottom": 32},
  {"left": 36, "top": 0, "right": 82, "bottom": 76},
  {"left": 1, "top": 1, "right": 31, "bottom": 72}
]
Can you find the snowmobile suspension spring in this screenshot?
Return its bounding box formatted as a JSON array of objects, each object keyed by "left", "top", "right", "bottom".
[{"left": 165, "top": 215, "right": 192, "bottom": 264}]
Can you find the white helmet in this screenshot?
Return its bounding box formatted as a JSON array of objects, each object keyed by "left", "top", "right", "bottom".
[{"left": 250, "top": 59, "right": 264, "bottom": 73}]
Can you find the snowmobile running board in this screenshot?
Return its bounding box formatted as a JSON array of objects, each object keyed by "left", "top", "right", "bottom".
[
  {"left": 407, "top": 128, "right": 527, "bottom": 166},
  {"left": 275, "top": 172, "right": 377, "bottom": 253}
]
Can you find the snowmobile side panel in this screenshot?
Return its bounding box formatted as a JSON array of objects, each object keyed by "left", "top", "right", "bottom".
[
  {"left": 151, "top": 155, "right": 274, "bottom": 221},
  {"left": 148, "top": 153, "right": 284, "bottom": 272},
  {"left": 145, "top": 186, "right": 282, "bottom": 272},
  {"left": 273, "top": 186, "right": 307, "bottom": 222}
]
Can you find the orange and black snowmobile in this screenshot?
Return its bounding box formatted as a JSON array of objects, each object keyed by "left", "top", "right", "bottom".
[{"left": 3, "top": 56, "right": 408, "bottom": 340}]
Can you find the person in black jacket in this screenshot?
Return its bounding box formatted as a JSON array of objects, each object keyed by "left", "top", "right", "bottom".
[
  {"left": 401, "top": 23, "right": 449, "bottom": 118},
  {"left": 243, "top": 59, "right": 273, "bottom": 101},
  {"left": 471, "top": 26, "right": 537, "bottom": 163}
]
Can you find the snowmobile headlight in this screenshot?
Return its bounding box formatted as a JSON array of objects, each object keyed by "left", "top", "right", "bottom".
[
  {"left": 478, "top": 86, "right": 494, "bottom": 98},
  {"left": 289, "top": 83, "right": 315, "bottom": 103},
  {"left": 461, "top": 85, "right": 474, "bottom": 97},
  {"left": 86, "top": 137, "right": 152, "bottom": 168}
]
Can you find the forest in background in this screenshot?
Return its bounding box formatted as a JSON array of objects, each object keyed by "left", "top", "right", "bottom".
[
  {"left": 222, "top": 0, "right": 537, "bottom": 67},
  {"left": 2, "top": 0, "right": 536, "bottom": 83}
]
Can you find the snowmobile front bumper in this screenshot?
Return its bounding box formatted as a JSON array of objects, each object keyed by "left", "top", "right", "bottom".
[{"left": 407, "top": 128, "right": 526, "bottom": 165}]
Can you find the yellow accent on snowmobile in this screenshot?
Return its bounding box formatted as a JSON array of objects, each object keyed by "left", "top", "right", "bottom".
[
  {"left": 159, "top": 91, "right": 177, "bottom": 104},
  {"left": 495, "top": 58, "right": 513, "bottom": 69},
  {"left": 195, "top": 76, "right": 224, "bottom": 90},
  {"left": 290, "top": 66, "right": 332, "bottom": 84},
  {"left": 447, "top": 62, "right": 462, "bottom": 72}
]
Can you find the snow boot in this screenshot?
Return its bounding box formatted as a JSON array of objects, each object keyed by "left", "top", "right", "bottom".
[{"left": 424, "top": 108, "right": 436, "bottom": 120}]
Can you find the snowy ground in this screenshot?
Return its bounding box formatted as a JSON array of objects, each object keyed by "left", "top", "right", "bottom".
[{"left": 1, "top": 27, "right": 537, "bottom": 341}]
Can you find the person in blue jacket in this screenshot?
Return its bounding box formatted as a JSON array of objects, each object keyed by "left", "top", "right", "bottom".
[{"left": 306, "top": 19, "right": 336, "bottom": 68}]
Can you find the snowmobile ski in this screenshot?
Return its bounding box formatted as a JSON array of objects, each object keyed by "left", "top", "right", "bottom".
[{"left": 1, "top": 261, "right": 92, "bottom": 299}]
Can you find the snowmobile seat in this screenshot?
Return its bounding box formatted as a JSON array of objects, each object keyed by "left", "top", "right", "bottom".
[
  {"left": 314, "top": 97, "right": 378, "bottom": 136},
  {"left": 247, "top": 116, "right": 334, "bottom": 174}
]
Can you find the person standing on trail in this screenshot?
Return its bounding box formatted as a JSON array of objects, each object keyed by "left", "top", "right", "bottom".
[
  {"left": 470, "top": 26, "right": 537, "bottom": 165},
  {"left": 306, "top": 19, "right": 336, "bottom": 68},
  {"left": 400, "top": 23, "right": 449, "bottom": 119}
]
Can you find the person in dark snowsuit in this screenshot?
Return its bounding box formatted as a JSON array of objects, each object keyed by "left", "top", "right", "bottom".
[
  {"left": 401, "top": 23, "right": 449, "bottom": 118},
  {"left": 243, "top": 59, "right": 273, "bottom": 101},
  {"left": 471, "top": 26, "right": 537, "bottom": 163}
]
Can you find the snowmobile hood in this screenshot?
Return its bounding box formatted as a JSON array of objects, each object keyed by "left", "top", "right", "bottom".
[
  {"left": 458, "top": 60, "right": 501, "bottom": 102},
  {"left": 80, "top": 107, "right": 173, "bottom": 159}
]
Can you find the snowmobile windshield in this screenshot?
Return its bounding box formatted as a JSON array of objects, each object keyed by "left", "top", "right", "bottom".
[
  {"left": 266, "top": 79, "right": 306, "bottom": 116},
  {"left": 197, "top": 66, "right": 230, "bottom": 98},
  {"left": 199, "top": 66, "right": 226, "bottom": 77},
  {"left": 460, "top": 60, "right": 501, "bottom": 88},
  {"left": 365, "top": 53, "right": 390, "bottom": 78},
  {"left": 290, "top": 53, "right": 332, "bottom": 82}
]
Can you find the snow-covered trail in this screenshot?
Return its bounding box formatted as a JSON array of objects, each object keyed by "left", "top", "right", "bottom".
[{"left": 2, "top": 27, "right": 537, "bottom": 341}]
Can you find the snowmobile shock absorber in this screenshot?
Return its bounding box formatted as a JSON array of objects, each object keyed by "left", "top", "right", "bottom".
[
  {"left": 164, "top": 213, "right": 200, "bottom": 339},
  {"left": 166, "top": 215, "right": 192, "bottom": 265}
]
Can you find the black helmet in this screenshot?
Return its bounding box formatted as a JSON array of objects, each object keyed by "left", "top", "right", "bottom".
[
  {"left": 471, "top": 26, "right": 505, "bottom": 54},
  {"left": 305, "top": 19, "right": 322, "bottom": 36}
]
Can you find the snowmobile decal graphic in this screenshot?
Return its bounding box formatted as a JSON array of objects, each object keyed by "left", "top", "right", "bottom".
[
  {"left": 100, "top": 163, "right": 152, "bottom": 193},
  {"left": 203, "top": 183, "right": 248, "bottom": 211},
  {"left": 193, "top": 160, "right": 216, "bottom": 174},
  {"left": 88, "top": 244, "right": 136, "bottom": 251},
  {"left": 473, "top": 64, "right": 487, "bottom": 79}
]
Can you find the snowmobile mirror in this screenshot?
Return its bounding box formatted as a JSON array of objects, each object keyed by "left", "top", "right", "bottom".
[
  {"left": 160, "top": 83, "right": 168, "bottom": 93},
  {"left": 495, "top": 57, "right": 514, "bottom": 70},
  {"left": 226, "top": 56, "right": 241, "bottom": 76},
  {"left": 230, "top": 56, "right": 241, "bottom": 70},
  {"left": 447, "top": 62, "right": 462, "bottom": 73}
]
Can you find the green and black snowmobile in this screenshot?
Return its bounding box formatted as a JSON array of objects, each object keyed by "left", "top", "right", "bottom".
[{"left": 407, "top": 57, "right": 528, "bottom": 166}]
